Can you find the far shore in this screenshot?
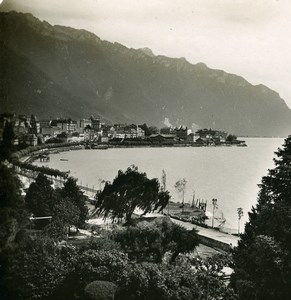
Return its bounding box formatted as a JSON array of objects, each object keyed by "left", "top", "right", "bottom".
[{"left": 16, "top": 138, "right": 249, "bottom": 166}]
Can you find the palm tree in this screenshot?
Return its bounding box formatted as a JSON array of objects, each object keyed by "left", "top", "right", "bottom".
[
  {"left": 212, "top": 198, "right": 218, "bottom": 228},
  {"left": 237, "top": 207, "right": 243, "bottom": 234}
]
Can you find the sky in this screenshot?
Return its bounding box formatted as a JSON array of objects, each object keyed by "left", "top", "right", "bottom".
[{"left": 1, "top": 0, "right": 291, "bottom": 107}]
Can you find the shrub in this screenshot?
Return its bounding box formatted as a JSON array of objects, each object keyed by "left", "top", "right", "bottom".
[{"left": 84, "top": 280, "right": 117, "bottom": 300}]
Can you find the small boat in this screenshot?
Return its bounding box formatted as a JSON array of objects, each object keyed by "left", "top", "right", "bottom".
[{"left": 60, "top": 158, "right": 68, "bottom": 161}]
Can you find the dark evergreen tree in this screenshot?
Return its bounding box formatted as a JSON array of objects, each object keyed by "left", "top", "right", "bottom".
[
  {"left": 0, "top": 163, "right": 28, "bottom": 299},
  {"left": 60, "top": 177, "right": 88, "bottom": 227},
  {"left": 139, "top": 123, "right": 151, "bottom": 136},
  {"left": 29, "top": 114, "right": 38, "bottom": 134},
  {"left": 138, "top": 123, "right": 159, "bottom": 136},
  {"left": 0, "top": 121, "right": 15, "bottom": 161},
  {"left": 232, "top": 136, "right": 291, "bottom": 299},
  {"left": 169, "top": 224, "right": 199, "bottom": 263},
  {"left": 25, "top": 173, "right": 55, "bottom": 219},
  {"left": 25, "top": 175, "right": 88, "bottom": 233},
  {"left": 45, "top": 196, "right": 81, "bottom": 240},
  {"left": 0, "top": 163, "right": 28, "bottom": 252}
]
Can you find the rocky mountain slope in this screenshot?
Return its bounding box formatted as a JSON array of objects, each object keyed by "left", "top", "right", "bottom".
[{"left": 1, "top": 11, "right": 291, "bottom": 136}]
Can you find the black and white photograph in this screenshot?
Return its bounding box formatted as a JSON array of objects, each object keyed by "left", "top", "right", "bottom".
[{"left": 1, "top": 0, "right": 291, "bottom": 299}]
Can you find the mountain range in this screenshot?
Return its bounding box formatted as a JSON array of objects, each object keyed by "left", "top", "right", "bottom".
[{"left": 1, "top": 11, "right": 291, "bottom": 136}]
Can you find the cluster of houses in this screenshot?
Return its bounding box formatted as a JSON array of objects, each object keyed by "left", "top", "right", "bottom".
[
  {"left": 0, "top": 113, "right": 241, "bottom": 148},
  {"left": 0, "top": 114, "right": 147, "bottom": 146},
  {"left": 149, "top": 127, "right": 231, "bottom": 145}
]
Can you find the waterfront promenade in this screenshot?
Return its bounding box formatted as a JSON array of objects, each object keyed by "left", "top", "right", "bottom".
[
  {"left": 17, "top": 152, "right": 240, "bottom": 251},
  {"left": 132, "top": 211, "right": 239, "bottom": 251},
  {"left": 171, "top": 218, "right": 239, "bottom": 249}
]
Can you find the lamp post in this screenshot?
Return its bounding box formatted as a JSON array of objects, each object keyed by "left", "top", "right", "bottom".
[
  {"left": 212, "top": 198, "right": 218, "bottom": 228},
  {"left": 161, "top": 169, "right": 168, "bottom": 215},
  {"left": 237, "top": 207, "right": 244, "bottom": 235}
]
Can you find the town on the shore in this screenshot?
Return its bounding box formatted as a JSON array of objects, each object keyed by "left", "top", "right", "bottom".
[{"left": 0, "top": 113, "right": 246, "bottom": 148}]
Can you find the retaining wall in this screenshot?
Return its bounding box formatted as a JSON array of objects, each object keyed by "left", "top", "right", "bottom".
[{"left": 197, "top": 234, "right": 231, "bottom": 252}]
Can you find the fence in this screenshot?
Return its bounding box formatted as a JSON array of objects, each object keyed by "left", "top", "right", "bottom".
[{"left": 16, "top": 166, "right": 99, "bottom": 201}]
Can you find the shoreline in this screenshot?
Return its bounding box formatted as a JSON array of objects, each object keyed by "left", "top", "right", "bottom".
[
  {"left": 28, "top": 145, "right": 243, "bottom": 235},
  {"left": 13, "top": 143, "right": 242, "bottom": 250},
  {"left": 17, "top": 160, "right": 238, "bottom": 251},
  {"left": 17, "top": 141, "right": 247, "bottom": 164},
  {"left": 89, "top": 140, "right": 247, "bottom": 149}
]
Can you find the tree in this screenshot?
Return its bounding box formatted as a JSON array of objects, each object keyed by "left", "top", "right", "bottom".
[
  {"left": 139, "top": 123, "right": 159, "bottom": 136},
  {"left": 147, "top": 126, "right": 159, "bottom": 135},
  {"left": 139, "top": 123, "right": 151, "bottom": 136},
  {"left": 25, "top": 175, "right": 88, "bottom": 236},
  {"left": 226, "top": 134, "right": 237, "bottom": 143},
  {"left": 116, "top": 259, "right": 237, "bottom": 300},
  {"left": 71, "top": 249, "right": 128, "bottom": 297},
  {"left": 45, "top": 197, "right": 81, "bottom": 240},
  {"left": 60, "top": 177, "right": 88, "bottom": 227},
  {"left": 169, "top": 224, "right": 199, "bottom": 263},
  {"left": 0, "top": 163, "right": 29, "bottom": 299},
  {"left": 0, "top": 163, "right": 28, "bottom": 253},
  {"left": 80, "top": 237, "right": 121, "bottom": 252},
  {"left": 161, "top": 169, "right": 167, "bottom": 191},
  {"left": 114, "top": 221, "right": 166, "bottom": 262},
  {"left": 25, "top": 173, "right": 54, "bottom": 219},
  {"left": 0, "top": 121, "right": 15, "bottom": 161},
  {"left": 232, "top": 136, "right": 291, "bottom": 299},
  {"left": 95, "top": 166, "right": 169, "bottom": 223},
  {"left": 84, "top": 280, "right": 117, "bottom": 300},
  {"left": 3, "top": 235, "right": 76, "bottom": 300},
  {"left": 234, "top": 235, "right": 285, "bottom": 300},
  {"left": 160, "top": 127, "right": 172, "bottom": 134},
  {"left": 114, "top": 218, "right": 199, "bottom": 263},
  {"left": 29, "top": 114, "right": 38, "bottom": 134},
  {"left": 174, "top": 178, "right": 187, "bottom": 211}
]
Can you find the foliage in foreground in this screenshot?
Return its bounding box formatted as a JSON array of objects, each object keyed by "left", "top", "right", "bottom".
[
  {"left": 84, "top": 280, "right": 118, "bottom": 300},
  {"left": 64, "top": 245, "right": 236, "bottom": 300},
  {"left": 25, "top": 174, "right": 88, "bottom": 238},
  {"left": 0, "top": 163, "right": 236, "bottom": 300},
  {"left": 0, "top": 163, "right": 28, "bottom": 253},
  {"left": 232, "top": 136, "right": 291, "bottom": 299},
  {"left": 1, "top": 231, "right": 236, "bottom": 300},
  {"left": 113, "top": 218, "right": 199, "bottom": 263},
  {"left": 3, "top": 235, "right": 76, "bottom": 300}
]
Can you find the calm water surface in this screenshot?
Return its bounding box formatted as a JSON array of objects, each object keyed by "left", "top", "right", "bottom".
[{"left": 35, "top": 138, "right": 284, "bottom": 232}]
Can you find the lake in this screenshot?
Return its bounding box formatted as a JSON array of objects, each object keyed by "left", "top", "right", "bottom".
[{"left": 35, "top": 138, "right": 284, "bottom": 233}]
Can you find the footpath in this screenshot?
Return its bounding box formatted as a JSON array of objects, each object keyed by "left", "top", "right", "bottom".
[{"left": 171, "top": 218, "right": 239, "bottom": 251}]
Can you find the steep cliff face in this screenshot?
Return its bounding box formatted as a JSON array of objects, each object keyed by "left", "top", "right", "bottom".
[{"left": 1, "top": 11, "right": 291, "bottom": 136}]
